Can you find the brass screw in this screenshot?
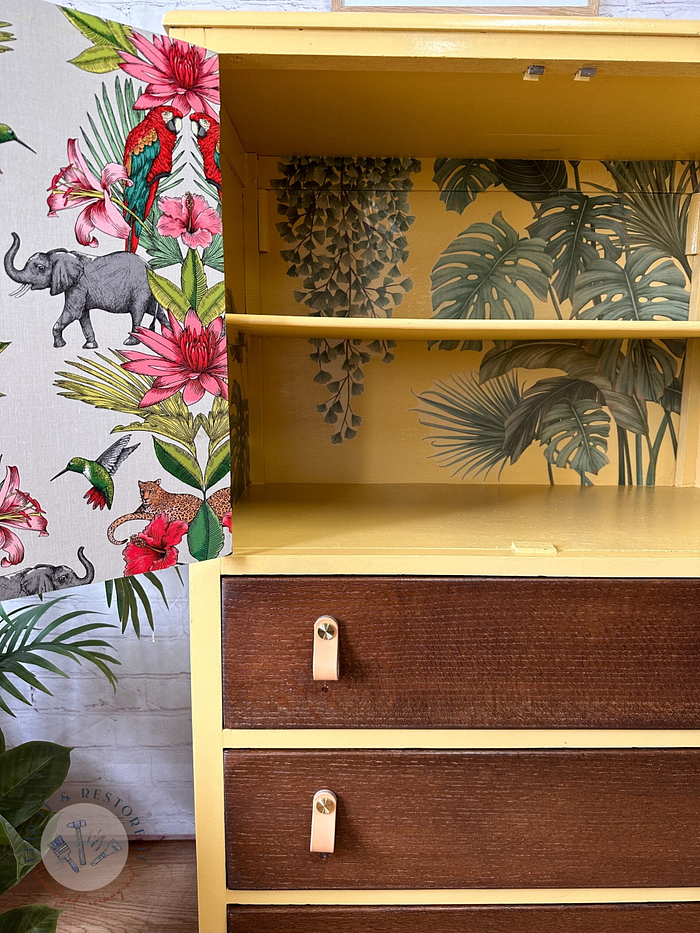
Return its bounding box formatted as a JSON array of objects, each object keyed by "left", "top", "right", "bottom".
[
  {"left": 316, "top": 621, "right": 336, "bottom": 640},
  {"left": 315, "top": 796, "right": 335, "bottom": 815}
]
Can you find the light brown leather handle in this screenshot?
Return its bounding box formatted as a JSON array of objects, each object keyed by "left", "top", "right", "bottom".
[{"left": 312, "top": 615, "right": 339, "bottom": 681}]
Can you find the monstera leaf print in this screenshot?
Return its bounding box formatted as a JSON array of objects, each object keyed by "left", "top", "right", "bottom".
[
  {"left": 493, "top": 160, "right": 568, "bottom": 201},
  {"left": 430, "top": 212, "right": 553, "bottom": 351},
  {"left": 539, "top": 399, "right": 611, "bottom": 480},
  {"left": 528, "top": 192, "right": 628, "bottom": 302},
  {"left": 572, "top": 247, "right": 688, "bottom": 401},
  {"left": 432, "top": 159, "right": 500, "bottom": 213}
]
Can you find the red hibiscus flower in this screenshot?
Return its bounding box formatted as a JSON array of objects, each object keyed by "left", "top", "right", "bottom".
[
  {"left": 119, "top": 32, "right": 219, "bottom": 119},
  {"left": 48, "top": 139, "right": 131, "bottom": 248},
  {"left": 222, "top": 512, "right": 232, "bottom": 533},
  {"left": 122, "top": 310, "right": 228, "bottom": 408},
  {"left": 157, "top": 192, "right": 222, "bottom": 249},
  {"left": 0, "top": 463, "right": 48, "bottom": 568},
  {"left": 122, "top": 513, "right": 188, "bottom": 575}
]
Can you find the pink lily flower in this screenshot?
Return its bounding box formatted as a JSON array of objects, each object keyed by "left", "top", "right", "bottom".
[
  {"left": 119, "top": 33, "right": 219, "bottom": 119},
  {"left": 48, "top": 139, "right": 131, "bottom": 248},
  {"left": 0, "top": 464, "right": 48, "bottom": 568},
  {"left": 122, "top": 310, "right": 228, "bottom": 408},
  {"left": 157, "top": 192, "right": 222, "bottom": 249}
]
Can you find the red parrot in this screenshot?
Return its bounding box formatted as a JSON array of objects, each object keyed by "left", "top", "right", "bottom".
[
  {"left": 123, "top": 106, "right": 183, "bottom": 252},
  {"left": 190, "top": 112, "right": 221, "bottom": 193}
]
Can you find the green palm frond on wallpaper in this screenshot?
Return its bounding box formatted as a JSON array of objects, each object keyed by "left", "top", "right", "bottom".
[
  {"left": 0, "top": 23, "right": 14, "bottom": 53},
  {"left": 0, "top": 597, "right": 119, "bottom": 716},
  {"left": 425, "top": 158, "right": 696, "bottom": 486},
  {"left": 273, "top": 156, "right": 421, "bottom": 443}
]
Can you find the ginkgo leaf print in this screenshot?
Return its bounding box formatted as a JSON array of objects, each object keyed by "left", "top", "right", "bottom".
[{"left": 430, "top": 212, "right": 553, "bottom": 351}]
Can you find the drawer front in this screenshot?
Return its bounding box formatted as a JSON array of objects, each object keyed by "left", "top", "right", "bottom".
[
  {"left": 228, "top": 904, "right": 700, "bottom": 932},
  {"left": 222, "top": 576, "right": 700, "bottom": 728},
  {"left": 224, "top": 749, "right": 700, "bottom": 890}
]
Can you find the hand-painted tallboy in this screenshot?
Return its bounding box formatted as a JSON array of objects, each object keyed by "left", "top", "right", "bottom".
[{"left": 157, "top": 7, "right": 700, "bottom": 932}]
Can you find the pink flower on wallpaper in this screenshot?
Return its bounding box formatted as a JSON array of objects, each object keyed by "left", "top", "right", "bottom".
[
  {"left": 123, "top": 513, "right": 188, "bottom": 575},
  {"left": 157, "top": 192, "right": 222, "bottom": 249},
  {"left": 0, "top": 464, "right": 48, "bottom": 568},
  {"left": 48, "top": 139, "right": 131, "bottom": 248},
  {"left": 122, "top": 310, "right": 228, "bottom": 408},
  {"left": 119, "top": 33, "right": 219, "bottom": 119}
]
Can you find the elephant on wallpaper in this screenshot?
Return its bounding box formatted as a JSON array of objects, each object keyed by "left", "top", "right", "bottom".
[
  {"left": 4, "top": 232, "right": 168, "bottom": 348},
  {"left": 0, "top": 547, "right": 95, "bottom": 601}
]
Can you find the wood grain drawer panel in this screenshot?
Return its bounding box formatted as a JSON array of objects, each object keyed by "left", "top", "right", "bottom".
[
  {"left": 227, "top": 904, "right": 700, "bottom": 932},
  {"left": 221, "top": 576, "right": 700, "bottom": 729},
  {"left": 223, "top": 749, "right": 700, "bottom": 890}
]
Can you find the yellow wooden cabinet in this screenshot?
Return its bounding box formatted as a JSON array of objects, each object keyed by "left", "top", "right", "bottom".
[{"left": 168, "top": 11, "right": 700, "bottom": 931}]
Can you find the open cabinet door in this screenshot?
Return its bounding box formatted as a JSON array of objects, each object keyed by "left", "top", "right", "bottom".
[{"left": 0, "top": 0, "right": 233, "bottom": 593}]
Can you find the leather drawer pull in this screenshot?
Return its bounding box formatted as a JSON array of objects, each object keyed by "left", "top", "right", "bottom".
[
  {"left": 310, "top": 790, "right": 337, "bottom": 854},
  {"left": 312, "top": 615, "right": 339, "bottom": 682}
]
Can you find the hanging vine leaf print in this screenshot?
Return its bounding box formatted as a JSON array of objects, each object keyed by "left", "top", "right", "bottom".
[
  {"left": 273, "top": 157, "right": 420, "bottom": 443},
  {"left": 0, "top": 0, "right": 238, "bottom": 590}
]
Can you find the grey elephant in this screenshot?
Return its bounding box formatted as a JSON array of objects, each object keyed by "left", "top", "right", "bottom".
[
  {"left": 4, "top": 232, "right": 168, "bottom": 349},
  {"left": 0, "top": 547, "right": 95, "bottom": 601}
]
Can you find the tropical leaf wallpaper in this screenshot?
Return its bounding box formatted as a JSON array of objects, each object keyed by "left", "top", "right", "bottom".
[
  {"left": 264, "top": 158, "right": 693, "bottom": 488},
  {"left": 0, "top": 0, "right": 243, "bottom": 594}
]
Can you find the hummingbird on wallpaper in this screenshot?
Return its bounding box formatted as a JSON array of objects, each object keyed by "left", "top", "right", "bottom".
[
  {"left": 0, "top": 123, "right": 35, "bottom": 172},
  {"left": 51, "top": 435, "right": 139, "bottom": 511}
]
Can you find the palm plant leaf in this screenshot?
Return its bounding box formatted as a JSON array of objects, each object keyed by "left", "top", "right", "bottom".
[
  {"left": 105, "top": 571, "right": 175, "bottom": 637},
  {"left": 599, "top": 160, "right": 695, "bottom": 276},
  {"left": 572, "top": 246, "right": 688, "bottom": 400},
  {"left": 413, "top": 371, "right": 523, "bottom": 478},
  {"left": 0, "top": 598, "right": 119, "bottom": 715},
  {"left": 528, "top": 192, "right": 628, "bottom": 302},
  {"left": 539, "top": 399, "right": 611, "bottom": 477},
  {"left": 80, "top": 76, "right": 144, "bottom": 180},
  {"left": 0, "top": 23, "right": 14, "bottom": 53},
  {"left": 572, "top": 247, "right": 689, "bottom": 322},
  {"left": 503, "top": 376, "right": 603, "bottom": 462},
  {"left": 479, "top": 339, "right": 650, "bottom": 435},
  {"left": 432, "top": 159, "right": 500, "bottom": 213},
  {"left": 430, "top": 212, "right": 553, "bottom": 351},
  {"left": 493, "top": 160, "right": 568, "bottom": 201}
]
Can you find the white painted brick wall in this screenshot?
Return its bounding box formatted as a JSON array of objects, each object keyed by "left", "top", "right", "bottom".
[
  {"left": 19, "top": 0, "right": 700, "bottom": 840},
  {"left": 57, "top": 0, "right": 700, "bottom": 34},
  {"left": 2, "top": 568, "right": 194, "bottom": 838}
]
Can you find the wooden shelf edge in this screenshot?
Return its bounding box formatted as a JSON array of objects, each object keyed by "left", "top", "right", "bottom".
[{"left": 227, "top": 314, "right": 700, "bottom": 341}]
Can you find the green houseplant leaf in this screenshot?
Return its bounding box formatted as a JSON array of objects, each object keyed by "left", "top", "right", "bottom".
[
  {"left": 187, "top": 500, "right": 225, "bottom": 562},
  {"left": 0, "top": 814, "right": 39, "bottom": 892},
  {"left": 0, "top": 742, "right": 70, "bottom": 827},
  {"left": 493, "top": 160, "right": 568, "bottom": 201},
  {"left": 528, "top": 192, "right": 628, "bottom": 302},
  {"left": 430, "top": 211, "right": 553, "bottom": 350},
  {"left": 153, "top": 437, "right": 204, "bottom": 491},
  {"left": 539, "top": 399, "right": 611, "bottom": 477},
  {"left": 432, "top": 159, "right": 500, "bottom": 213},
  {"left": 0, "top": 906, "right": 61, "bottom": 933}
]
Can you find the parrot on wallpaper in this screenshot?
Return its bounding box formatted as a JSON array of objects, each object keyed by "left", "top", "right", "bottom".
[
  {"left": 51, "top": 435, "right": 139, "bottom": 511},
  {"left": 191, "top": 112, "right": 221, "bottom": 193},
  {"left": 123, "top": 106, "right": 183, "bottom": 252}
]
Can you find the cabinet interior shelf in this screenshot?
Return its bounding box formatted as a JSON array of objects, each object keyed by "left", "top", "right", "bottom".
[{"left": 227, "top": 314, "right": 700, "bottom": 341}]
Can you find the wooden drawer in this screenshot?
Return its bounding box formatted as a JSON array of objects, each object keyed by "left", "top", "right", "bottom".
[
  {"left": 221, "top": 576, "right": 700, "bottom": 729},
  {"left": 224, "top": 749, "right": 700, "bottom": 890},
  {"left": 227, "top": 904, "right": 700, "bottom": 932}
]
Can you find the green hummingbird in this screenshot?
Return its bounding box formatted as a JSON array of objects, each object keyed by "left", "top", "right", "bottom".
[
  {"left": 51, "top": 435, "right": 139, "bottom": 511},
  {"left": 0, "top": 123, "right": 35, "bottom": 153}
]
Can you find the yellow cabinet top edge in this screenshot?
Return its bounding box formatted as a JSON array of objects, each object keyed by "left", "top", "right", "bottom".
[{"left": 163, "top": 11, "right": 700, "bottom": 37}]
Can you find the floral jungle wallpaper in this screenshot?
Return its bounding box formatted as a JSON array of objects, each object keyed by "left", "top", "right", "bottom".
[
  {"left": 261, "top": 157, "right": 691, "bottom": 489},
  {"left": 0, "top": 0, "right": 237, "bottom": 595}
]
